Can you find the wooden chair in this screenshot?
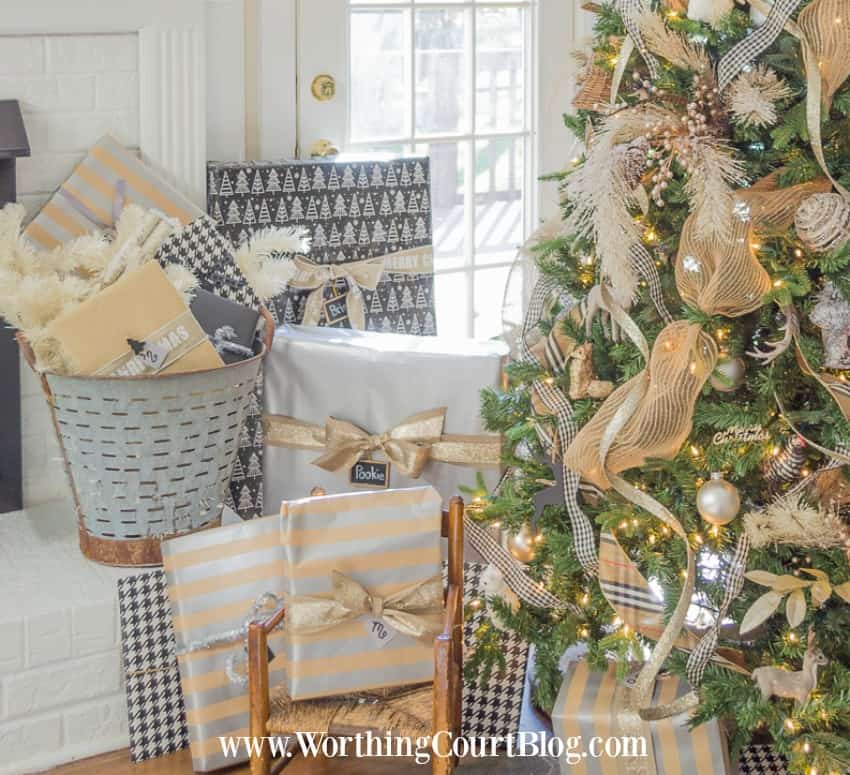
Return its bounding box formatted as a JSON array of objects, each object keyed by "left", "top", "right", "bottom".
[{"left": 247, "top": 496, "right": 465, "bottom": 775}]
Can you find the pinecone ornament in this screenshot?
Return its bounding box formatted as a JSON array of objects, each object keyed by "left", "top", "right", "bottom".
[
  {"left": 795, "top": 193, "right": 850, "bottom": 254},
  {"left": 621, "top": 138, "right": 650, "bottom": 189}
]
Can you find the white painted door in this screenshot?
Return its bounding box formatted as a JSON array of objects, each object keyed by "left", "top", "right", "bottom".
[{"left": 296, "top": 0, "right": 587, "bottom": 338}]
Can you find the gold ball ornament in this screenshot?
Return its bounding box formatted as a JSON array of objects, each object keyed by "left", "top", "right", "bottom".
[
  {"left": 503, "top": 524, "right": 536, "bottom": 563},
  {"left": 697, "top": 473, "right": 741, "bottom": 526},
  {"left": 710, "top": 356, "right": 746, "bottom": 392}
]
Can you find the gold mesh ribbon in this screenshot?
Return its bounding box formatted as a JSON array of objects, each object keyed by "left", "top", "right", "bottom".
[
  {"left": 287, "top": 571, "right": 443, "bottom": 640},
  {"left": 263, "top": 411, "right": 501, "bottom": 474},
  {"left": 564, "top": 288, "right": 703, "bottom": 767},
  {"left": 737, "top": 172, "right": 833, "bottom": 233},
  {"left": 674, "top": 214, "right": 772, "bottom": 318},
  {"left": 289, "top": 246, "right": 434, "bottom": 329},
  {"left": 564, "top": 318, "right": 719, "bottom": 490}
]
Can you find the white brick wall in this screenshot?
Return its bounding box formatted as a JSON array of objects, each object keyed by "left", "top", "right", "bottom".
[
  {"left": 0, "top": 502, "right": 138, "bottom": 775},
  {"left": 0, "top": 32, "right": 141, "bottom": 508}
]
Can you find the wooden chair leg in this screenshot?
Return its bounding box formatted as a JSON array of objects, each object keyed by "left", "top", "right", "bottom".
[
  {"left": 249, "top": 622, "right": 272, "bottom": 775},
  {"left": 432, "top": 634, "right": 453, "bottom": 775}
]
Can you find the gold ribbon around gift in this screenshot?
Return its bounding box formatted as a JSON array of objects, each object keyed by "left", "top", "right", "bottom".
[
  {"left": 263, "top": 409, "right": 502, "bottom": 475},
  {"left": 287, "top": 571, "right": 443, "bottom": 640},
  {"left": 288, "top": 246, "right": 434, "bottom": 329}
]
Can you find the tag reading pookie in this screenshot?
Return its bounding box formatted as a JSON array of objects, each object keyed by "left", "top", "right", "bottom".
[
  {"left": 350, "top": 459, "right": 390, "bottom": 489},
  {"left": 364, "top": 618, "right": 396, "bottom": 648}
]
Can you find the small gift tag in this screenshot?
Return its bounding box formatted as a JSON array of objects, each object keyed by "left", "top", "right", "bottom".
[
  {"left": 127, "top": 337, "right": 170, "bottom": 372},
  {"left": 323, "top": 294, "right": 350, "bottom": 327},
  {"left": 364, "top": 618, "right": 396, "bottom": 648},
  {"left": 350, "top": 459, "right": 390, "bottom": 489}
]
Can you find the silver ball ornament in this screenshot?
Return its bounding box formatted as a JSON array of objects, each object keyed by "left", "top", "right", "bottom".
[
  {"left": 696, "top": 473, "right": 741, "bottom": 526},
  {"left": 710, "top": 357, "right": 746, "bottom": 392}
]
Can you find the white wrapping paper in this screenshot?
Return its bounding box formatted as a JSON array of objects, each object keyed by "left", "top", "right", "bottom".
[{"left": 263, "top": 325, "right": 507, "bottom": 509}]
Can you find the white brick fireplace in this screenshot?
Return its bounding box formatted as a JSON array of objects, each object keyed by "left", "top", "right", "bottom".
[{"left": 0, "top": 2, "right": 250, "bottom": 771}]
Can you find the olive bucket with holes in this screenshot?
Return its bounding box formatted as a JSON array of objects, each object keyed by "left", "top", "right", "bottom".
[{"left": 18, "top": 311, "right": 273, "bottom": 567}]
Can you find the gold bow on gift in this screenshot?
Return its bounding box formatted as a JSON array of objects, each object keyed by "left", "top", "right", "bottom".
[
  {"left": 313, "top": 409, "right": 447, "bottom": 477},
  {"left": 289, "top": 246, "right": 434, "bottom": 329},
  {"left": 263, "top": 408, "right": 502, "bottom": 474},
  {"left": 287, "top": 571, "right": 443, "bottom": 640}
]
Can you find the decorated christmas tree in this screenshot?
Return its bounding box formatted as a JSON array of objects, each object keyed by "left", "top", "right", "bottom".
[{"left": 477, "top": 2, "right": 850, "bottom": 772}]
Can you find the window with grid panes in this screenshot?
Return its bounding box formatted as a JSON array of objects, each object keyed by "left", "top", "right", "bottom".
[{"left": 348, "top": 0, "right": 533, "bottom": 338}]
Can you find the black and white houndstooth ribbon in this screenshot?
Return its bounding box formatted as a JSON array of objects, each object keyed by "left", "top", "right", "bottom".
[
  {"left": 686, "top": 532, "right": 751, "bottom": 685},
  {"left": 717, "top": 0, "right": 803, "bottom": 91},
  {"left": 616, "top": 0, "right": 660, "bottom": 80}
]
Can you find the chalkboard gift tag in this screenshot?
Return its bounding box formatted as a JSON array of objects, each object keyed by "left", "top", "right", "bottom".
[{"left": 350, "top": 459, "right": 390, "bottom": 489}]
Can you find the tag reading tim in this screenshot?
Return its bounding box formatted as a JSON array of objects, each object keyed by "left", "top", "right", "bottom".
[
  {"left": 350, "top": 459, "right": 390, "bottom": 489},
  {"left": 323, "top": 295, "right": 350, "bottom": 327},
  {"left": 365, "top": 618, "right": 396, "bottom": 648}
]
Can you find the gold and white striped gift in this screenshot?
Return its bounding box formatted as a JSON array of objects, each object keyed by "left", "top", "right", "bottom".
[
  {"left": 281, "top": 486, "right": 442, "bottom": 700},
  {"left": 24, "top": 134, "right": 201, "bottom": 250},
  {"left": 553, "top": 661, "right": 730, "bottom": 775},
  {"left": 162, "top": 514, "right": 286, "bottom": 772}
]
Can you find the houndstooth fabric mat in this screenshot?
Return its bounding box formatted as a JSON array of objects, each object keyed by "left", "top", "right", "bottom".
[
  {"left": 739, "top": 745, "right": 789, "bottom": 775},
  {"left": 155, "top": 216, "right": 265, "bottom": 520},
  {"left": 462, "top": 561, "right": 530, "bottom": 738},
  {"left": 118, "top": 570, "right": 189, "bottom": 762}
]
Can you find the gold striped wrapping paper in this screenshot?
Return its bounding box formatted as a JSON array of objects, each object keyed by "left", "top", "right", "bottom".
[
  {"left": 281, "top": 486, "right": 442, "bottom": 700},
  {"left": 24, "top": 134, "right": 202, "bottom": 250},
  {"left": 553, "top": 661, "right": 730, "bottom": 775},
  {"left": 161, "top": 514, "right": 286, "bottom": 772}
]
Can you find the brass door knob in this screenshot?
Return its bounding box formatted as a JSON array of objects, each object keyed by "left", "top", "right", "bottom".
[{"left": 311, "top": 74, "right": 337, "bottom": 102}]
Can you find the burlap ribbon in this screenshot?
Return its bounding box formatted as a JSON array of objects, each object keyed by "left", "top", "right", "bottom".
[
  {"left": 263, "top": 409, "right": 501, "bottom": 473},
  {"left": 564, "top": 316, "right": 719, "bottom": 489},
  {"left": 571, "top": 288, "right": 703, "bottom": 772},
  {"left": 312, "top": 409, "right": 446, "bottom": 477},
  {"left": 675, "top": 213, "right": 772, "bottom": 318},
  {"left": 289, "top": 246, "right": 433, "bottom": 329},
  {"left": 287, "top": 571, "right": 442, "bottom": 640}
]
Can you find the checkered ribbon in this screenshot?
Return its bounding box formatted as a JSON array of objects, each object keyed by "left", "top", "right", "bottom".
[
  {"left": 686, "top": 532, "right": 751, "bottom": 685},
  {"left": 463, "top": 516, "right": 577, "bottom": 612},
  {"left": 519, "top": 277, "right": 601, "bottom": 576},
  {"left": 533, "top": 381, "right": 601, "bottom": 576},
  {"left": 632, "top": 243, "right": 674, "bottom": 324},
  {"left": 616, "top": 0, "right": 660, "bottom": 80},
  {"left": 717, "top": 0, "right": 803, "bottom": 92}
]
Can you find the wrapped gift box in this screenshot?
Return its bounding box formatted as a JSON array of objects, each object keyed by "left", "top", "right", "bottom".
[
  {"left": 282, "top": 487, "right": 442, "bottom": 699},
  {"left": 162, "top": 514, "right": 286, "bottom": 772},
  {"left": 25, "top": 134, "right": 202, "bottom": 250},
  {"left": 207, "top": 157, "right": 437, "bottom": 335},
  {"left": 553, "top": 661, "right": 731, "bottom": 775},
  {"left": 48, "top": 261, "right": 223, "bottom": 377},
  {"left": 263, "top": 325, "right": 507, "bottom": 507}
]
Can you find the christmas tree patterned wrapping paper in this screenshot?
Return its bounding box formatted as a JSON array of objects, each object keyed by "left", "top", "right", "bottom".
[{"left": 207, "top": 157, "right": 437, "bottom": 336}]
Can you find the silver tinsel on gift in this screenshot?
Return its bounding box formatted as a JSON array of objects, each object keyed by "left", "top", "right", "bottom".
[{"left": 811, "top": 282, "right": 850, "bottom": 369}]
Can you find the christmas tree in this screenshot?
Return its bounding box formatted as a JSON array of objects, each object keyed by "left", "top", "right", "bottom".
[{"left": 477, "top": 3, "right": 850, "bottom": 772}]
